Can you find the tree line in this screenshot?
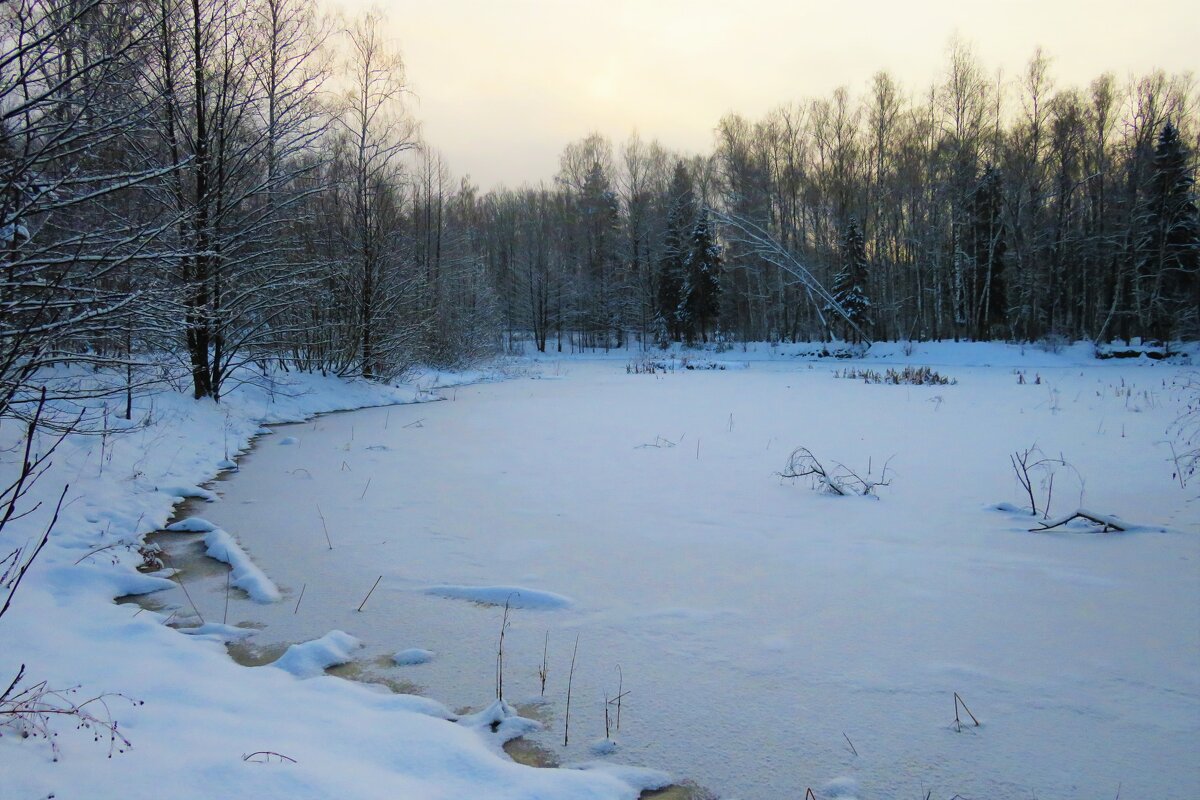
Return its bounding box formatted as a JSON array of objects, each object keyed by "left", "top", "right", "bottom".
[
  {"left": 487, "top": 43, "right": 1197, "bottom": 351},
  {"left": 3, "top": 1, "right": 1197, "bottom": 418}
]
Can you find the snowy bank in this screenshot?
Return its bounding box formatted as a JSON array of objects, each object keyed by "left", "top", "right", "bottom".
[{"left": 0, "top": 364, "right": 655, "bottom": 800}]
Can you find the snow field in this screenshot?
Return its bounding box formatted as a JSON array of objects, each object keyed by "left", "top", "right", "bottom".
[{"left": 163, "top": 343, "right": 1199, "bottom": 799}]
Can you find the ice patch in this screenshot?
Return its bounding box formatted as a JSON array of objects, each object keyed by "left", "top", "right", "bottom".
[
  {"left": 393, "top": 648, "right": 434, "bottom": 665},
  {"left": 203, "top": 529, "right": 281, "bottom": 603},
  {"left": 271, "top": 630, "right": 361, "bottom": 678},
  {"left": 166, "top": 516, "right": 218, "bottom": 533},
  {"left": 423, "top": 584, "right": 573, "bottom": 609}
]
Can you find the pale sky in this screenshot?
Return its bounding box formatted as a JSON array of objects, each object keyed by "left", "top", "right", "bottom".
[{"left": 330, "top": 1, "right": 1197, "bottom": 190}]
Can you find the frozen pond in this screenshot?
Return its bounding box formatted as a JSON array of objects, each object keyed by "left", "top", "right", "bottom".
[{"left": 154, "top": 355, "right": 1199, "bottom": 799}]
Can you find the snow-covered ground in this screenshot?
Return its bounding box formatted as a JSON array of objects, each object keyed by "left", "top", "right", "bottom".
[
  {"left": 0, "top": 364, "right": 665, "bottom": 800},
  {"left": 2, "top": 343, "right": 1198, "bottom": 800}
]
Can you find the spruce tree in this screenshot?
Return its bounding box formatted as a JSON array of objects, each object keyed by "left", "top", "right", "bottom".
[
  {"left": 683, "top": 209, "right": 722, "bottom": 343},
  {"left": 1139, "top": 121, "right": 1199, "bottom": 340},
  {"left": 827, "top": 218, "right": 872, "bottom": 343},
  {"left": 578, "top": 162, "right": 622, "bottom": 346},
  {"left": 657, "top": 162, "right": 696, "bottom": 343}
]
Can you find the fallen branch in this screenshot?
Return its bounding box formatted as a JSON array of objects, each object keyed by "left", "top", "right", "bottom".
[
  {"left": 778, "top": 447, "right": 893, "bottom": 497},
  {"left": 1030, "top": 509, "right": 1126, "bottom": 533},
  {"left": 242, "top": 751, "right": 297, "bottom": 764}
]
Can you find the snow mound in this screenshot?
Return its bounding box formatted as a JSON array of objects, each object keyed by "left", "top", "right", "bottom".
[
  {"left": 203, "top": 529, "right": 281, "bottom": 603},
  {"left": 822, "top": 776, "right": 860, "bottom": 799},
  {"left": 271, "top": 630, "right": 362, "bottom": 678},
  {"left": 393, "top": 648, "right": 434, "bottom": 665},
  {"left": 457, "top": 699, "right": 540, "bottom": 745},
  {"left": 423, "top": 584, "right": 573, "bottom": 609},
  {"left": 216, "top": 458, "right": 238, "bottom": 470},
  {"left": 590, "top": 738, "right": 618, "bottom": 755},
  {"left": 166, "top": 516, "right": 218, "bottom": 533},
  {"left": 566, "top": 762, "right": 673, "bottom": 793},
  {"left": 156, "top": 484, "right": 217, "bottom": 502},
  {"left": 277, "top": 436, "right": 299, "bottom": 446},
  {"left": 175, "top": 623, "right": 256, "bottom": 642}
]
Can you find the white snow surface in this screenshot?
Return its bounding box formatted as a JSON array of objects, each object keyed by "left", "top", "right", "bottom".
[
  {"left": 133, "top": 341, "right": 1199, "bottom": 800},
  {"left": 1, "top": 363, "right": 646, "bottom": 800}
]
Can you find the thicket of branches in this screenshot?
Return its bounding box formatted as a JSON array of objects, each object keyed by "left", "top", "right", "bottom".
[
  {"left": 1, "top": 0, "right": 497, "bottom": 415},
  {"left": 2, "top": 4, "right": 1197, "bottom": 417}
]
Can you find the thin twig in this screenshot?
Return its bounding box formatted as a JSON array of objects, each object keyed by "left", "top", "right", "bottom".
[
  {"left": 954, "top": 691, "right": 980, "bottom": 728},
  {"left": 564, "top": 634, "right": 579, "bottom": 746},
  {"left": 0, "top": 485, "right": 67, "bottom": 620},
  {"left": 538, "top": 630, "right": 549, "bottom": 696},
  {"left": 316, "top": 504, "right": 332, "bottom": 550},
  {"left": 223, "top": 566, "right": 231, "bottom": 625},
  {"left": 158, "top": 549, "right": 204, "bottom": 625},
  {"left": 496, "top": 595, "right": 514, "bottom": 701},
  {"left": 356, "top": 575, "right": 382, "bottom": 612}
]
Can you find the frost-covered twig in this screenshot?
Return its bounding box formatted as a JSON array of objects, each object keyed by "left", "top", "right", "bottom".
[{"left": 1, "top": 665, "right": 142, "bottom": 760}]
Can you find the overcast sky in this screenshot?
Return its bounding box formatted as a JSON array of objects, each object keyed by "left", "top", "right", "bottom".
[{"left": 330, "top": 1, "right": 1197, "bottom": 190}]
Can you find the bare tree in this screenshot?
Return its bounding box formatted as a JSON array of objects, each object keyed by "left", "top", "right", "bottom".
[{"left": 334, "top": 10, "right": 422, "bottom": 379}]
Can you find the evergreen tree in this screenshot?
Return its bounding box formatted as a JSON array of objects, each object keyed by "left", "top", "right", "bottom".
[
  {"left": 656, "top": 162, "right": 695, "bottom": 342},
  {"left": 827, "top": 218, "right": 872, "bottom": 343},
  {"left": 576, "top": 163, "right": 624, "bottom": 347},
  {"left": 1139, "top": 121, "right": 1199, "bottom": 340},
  {"left": 682, "top": 209, "right": 722, "bottom": 343}
]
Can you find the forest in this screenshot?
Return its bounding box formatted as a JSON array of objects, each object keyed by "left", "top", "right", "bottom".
[{"left": 3, "top": 0, "right": 1198, "bottom": 410}]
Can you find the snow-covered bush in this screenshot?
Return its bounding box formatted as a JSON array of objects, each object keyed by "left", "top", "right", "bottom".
[{"left": 1, "top": 395, "right": 140, "bottom": 759}]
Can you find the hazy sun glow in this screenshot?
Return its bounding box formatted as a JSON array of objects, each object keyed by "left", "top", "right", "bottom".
[{"left": 328, "top": 0, "right": 1198, "bottom": 189}]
